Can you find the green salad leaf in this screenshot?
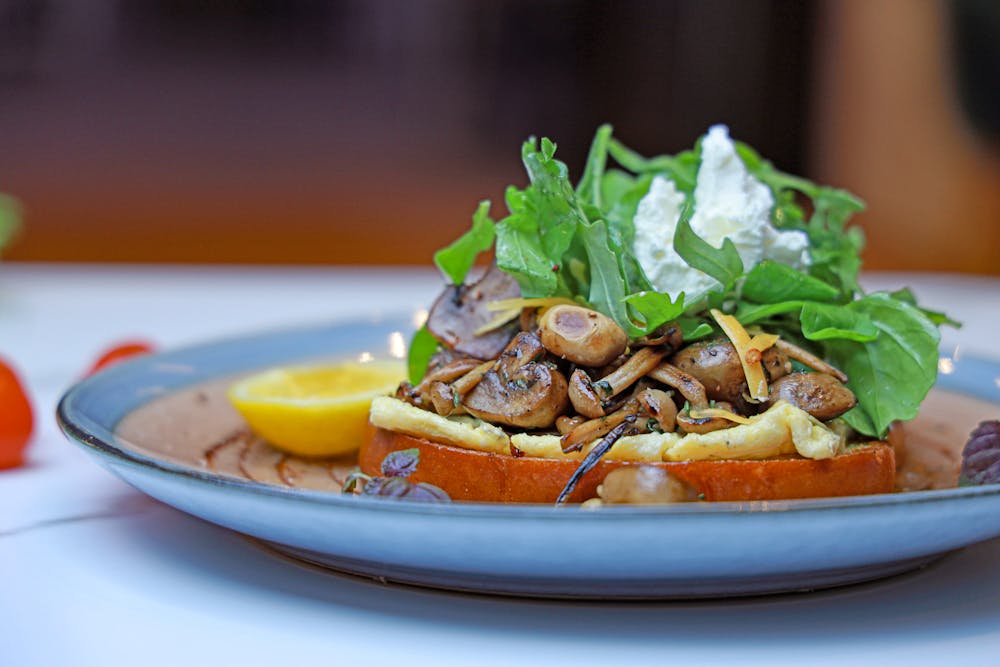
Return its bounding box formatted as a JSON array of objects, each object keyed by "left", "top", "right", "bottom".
[
  {"left": 406, "top": 325, "right": 439, "bottom": 385},
  {"left": 743, "top": 261, "right": 839, "bottom": 303},
  {"left": 672, "top": 203, "right": 744, "bottom": 292},
  {"left": 426, "top": 125, "right": 953, "bottom": 437},
  {"left": 433, "top": 201, "right": 495, "bottom": 285},
  {"left": 819, "top": 294, "right": 941, "bottom": 436}
]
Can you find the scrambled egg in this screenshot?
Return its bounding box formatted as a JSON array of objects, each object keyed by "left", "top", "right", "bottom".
[{"left": 369, "top": 396, "right": 844, "bottom": 462}]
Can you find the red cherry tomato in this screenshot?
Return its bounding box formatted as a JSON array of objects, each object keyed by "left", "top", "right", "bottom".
[
  {"left": 0, "top": 357, "right": 33, "bottom": 470},
  {"left": 87, "top": 340, "right": 156, "bottom": 375}
]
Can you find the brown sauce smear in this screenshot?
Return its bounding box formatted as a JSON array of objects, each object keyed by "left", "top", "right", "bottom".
[{"left": 116, "top": 376, "right": 998, "bottom": 496}]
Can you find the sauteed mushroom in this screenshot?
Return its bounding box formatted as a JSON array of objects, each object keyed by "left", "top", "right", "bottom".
[
  {"left": 767, "top": 372, "right": 857, "bottom": 421},
  {"left": 538, "top": 304, "right": 627, "bottom": 367},
  {"left": 462, "top": 332, "right": 569, "bottom": 428},
  {"left": 773, "top": 339, "right": 848, "bottom": 383},
  {"left": 427, "top": 262, "right": 521, "bottom": 360},
  {"left": 598, "top": 466, "right": 698, "bottom": 504},
  {"left": 567, "top": 346, "right": 669, "bottom": 418},
  {"left": 669, "top": 339, "right": 747, "bottom": 404}
]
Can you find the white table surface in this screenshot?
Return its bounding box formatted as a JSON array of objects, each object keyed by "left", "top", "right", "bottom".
[{"left": 2, "top": 262, "right": 999, "bottom": 667}]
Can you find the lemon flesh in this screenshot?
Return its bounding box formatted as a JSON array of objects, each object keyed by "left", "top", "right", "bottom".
[{"left": 227, "top": 360, "right": 405, "bottom": 458}]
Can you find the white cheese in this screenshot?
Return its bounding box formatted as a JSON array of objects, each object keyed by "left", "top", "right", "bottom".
[{"left": 632, "top": 124, "right": 811, "bottom": 300}]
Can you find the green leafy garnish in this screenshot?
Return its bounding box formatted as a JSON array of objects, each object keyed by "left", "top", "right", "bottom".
[
  {"left": 672, "top": 202, "right": 744, "bottom": 291},
  {"left": 433, "top": 201, "right": 495, "bottom": 286},
  {"left": 820, "top": 294, "right": 941, "bottom": 436},
  {"left": 425, "top": 125, "right": 954, "bottom": 438},
  {"left": 406, "top": 325, "right": 439, "bottom": 385},
  {"left": 743, "top": 261, "right": 839, "bottom": 303}
]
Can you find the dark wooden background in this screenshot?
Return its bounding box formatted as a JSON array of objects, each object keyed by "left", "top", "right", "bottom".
[{"left": 1, "top": 0, "right": 996, "bottom": 271}]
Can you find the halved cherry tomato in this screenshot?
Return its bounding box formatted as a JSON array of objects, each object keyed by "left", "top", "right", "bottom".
[
  {"left": 87, "top": 340, "right": 156, "bottom": 375},
  {"left": 0, "top": 357, "right": 33, "bottom": 469}
]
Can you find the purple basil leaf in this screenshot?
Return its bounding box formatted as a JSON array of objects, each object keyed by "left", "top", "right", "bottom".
[
  {"left": 961, "top": 420, "right": 1000, "bottom": 485},
  {"left": 381, "top": 448, "right": 420, "bottom": 478},
  {"left": 359, "top": 476, "right": 451, "bottom": 502},
  {"left": 410, "top": 482, "right": 451, "bottom": 502}
]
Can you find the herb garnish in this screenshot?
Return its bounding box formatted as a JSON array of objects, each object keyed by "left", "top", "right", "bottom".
[{"left": 421, "top": 126, "right": 956, "bottom": 438}]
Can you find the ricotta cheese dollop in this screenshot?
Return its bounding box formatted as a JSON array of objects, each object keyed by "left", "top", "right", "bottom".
[{"left": 632, "top": 124, "right": 810, "bottom": 301}]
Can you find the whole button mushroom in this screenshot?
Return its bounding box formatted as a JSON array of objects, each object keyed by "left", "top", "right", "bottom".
[
  {"left": 767, "top": 372, "right": 857, "bottom": 421},
  {"left": 598, "top": 466, "right": 698, "bottom": 504},
  {"left": 538, "top": 305, "right": 627, "bottom": 367}
]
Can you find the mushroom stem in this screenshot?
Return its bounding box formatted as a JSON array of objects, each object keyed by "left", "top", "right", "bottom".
[
  {"left": 562, "top": 399, "right": 641, "bottom": 453},
  {"left": 647, "top": 362, "right": 709, "bottom": 410},
  {"left": 774, "top": 339, "right": 849, "bottom": 383},
  {"left": 597, "top": 346, "right": 669, "bottom": 399},
  {"left": 568, "top": 369, "right": 605, "bottom": 419}
]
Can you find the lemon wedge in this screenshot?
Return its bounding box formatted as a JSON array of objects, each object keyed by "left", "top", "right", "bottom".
[{"left": 227, "top": 360, "right": 405, "bottom": 458}]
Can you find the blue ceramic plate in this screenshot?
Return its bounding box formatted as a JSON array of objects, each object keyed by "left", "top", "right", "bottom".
[{"left": 57, "top": 315, "right": 1000, "bottom": 599}]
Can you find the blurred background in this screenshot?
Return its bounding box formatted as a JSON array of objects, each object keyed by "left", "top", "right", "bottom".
[{"left": 0, "top": 0, "right": 997, "bottom": 272}]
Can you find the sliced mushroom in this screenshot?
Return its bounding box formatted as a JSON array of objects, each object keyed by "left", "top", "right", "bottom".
[
  {"left": 566, "top": 346, "right": 668, "bottom": 419},
  {"left": 538, "top": 305, "right": 627, "bottom": 367},
  {"left": 761, "top": 346, "right": 792, "bottom": 382},
  {"left": 767, "top": 372, "right": 857, "bottom": 421},
  {"left": 462, "top": 332, "right": 569, "bottom": 429},
  {"left": 568, "top": 369, "right": 605, "bottom": 419},
  {"left": 646, "top": 362, "right": 709, "bottom": 410},
  {"left": 600, "top": 346, "right": 669, "bottom": 395},
  {"left": 774, "top": 339, "right": 849, "bottom": 383},
  {"left": 449, "top": 360, "right": 493, "bottom": 395},
  {"left": 556, "top": 414, "right": 586, "bottom": 436},
  {"left": 637, "top": 388, "right": 677, "bottom": 433},
  {"left": 426, "top": 262, "right": 521, "bottom": 360},
  {"left": 562, "top": 399, "right": 641, "bottom": 452},
  {"left": 412, "top": 358, "right": 484, "bottom": 395},
  {"left": 669, "top": 339, "right": 747, "bottom": 404},
  {"left": 428, "top": 381, "right": 464, "bottom": 416}
]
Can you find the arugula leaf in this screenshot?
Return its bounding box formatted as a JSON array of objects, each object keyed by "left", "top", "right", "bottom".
[
  {"left": 678, "top": 317, "right": 714, "bottom": 341},
  {"left": 742, "top": 261, "right": 839, "bottom": 303},
  {"left": 737, "top": 140, "right": 866, "bottom": 299},
  {"left": 494, "top": 209, "right": 558, "bottom": 297},
  {"left": 607, "top": 138, "right": 699, "bottom": 193},
  {"left": 576, "top": 124, "right": 613, "bottom": 209},
  {"left": 407, "top": 325, "right": 439, "bottom": 384},
  {"left": 820, "top": 293, "right": 941, "bottom": 437},
  {"left": 672, "top": 203, "right": 744, "bottom": 290},
  {"left": 578, "top": 219, "right": 641, "bottom": 336},
  {"left": 800, "top": 301, "right": 878, "bottom": 342},
  {"left": 520, "top": 138, "right": 583, "bottom": 264},
  {"left": 735, "top": 300, "right": 807, "bottom": 325},
  {"left": 433, "top": 201, "right": 495, "bottom": 285},
  {"left": 890, "top": 288, "right": 962, "bottom": 328},
  {"left": 624, "top": 290, "right": 685, "bottom": 334}
]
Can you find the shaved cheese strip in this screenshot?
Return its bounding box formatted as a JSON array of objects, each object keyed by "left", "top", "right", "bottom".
[
  {"left": 710, "top": 309, "right": 775, "bottom": 402},
  {"left": 473, "top": 308, "right": 521, "bottom": 336},
  {"left": 687, "top": 407, "right": 753, "bottom": 425},
  {"left": 475, "top": 297, "right": 580, "bottom": 336},
  {"left": 484, "top": 297, "right": 578, "bottom": 312}
]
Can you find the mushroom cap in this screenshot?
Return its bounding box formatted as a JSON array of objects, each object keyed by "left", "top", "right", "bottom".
[
  {"left": 768, "top": 372, "right": 857, "bottom": 421},
  {"left": 538, "top": 305, "right": 627, "bottom": 367},
  {"left": 463, "top": 363, "right": 569, "bottom": 429},
  {"left": 426, "top": 262, "right": 521, "bottom": 360}
]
